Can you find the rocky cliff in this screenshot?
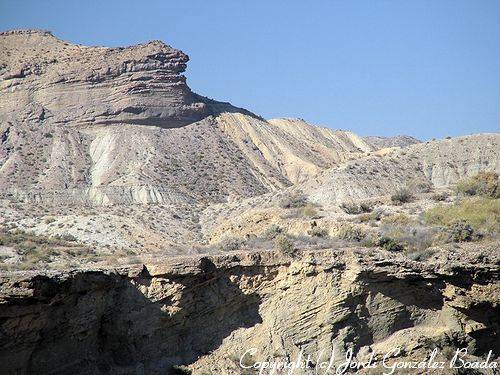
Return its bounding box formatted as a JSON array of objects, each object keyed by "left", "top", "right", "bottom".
[
  {"left": 0, "top": 30, "right": 374, "bottom": 205},
  {"left": 0, "top": 29, "right": 208, "bottom": 128},
  {"left": 1, "top": 245, "right": 498, "bottom": 374}
]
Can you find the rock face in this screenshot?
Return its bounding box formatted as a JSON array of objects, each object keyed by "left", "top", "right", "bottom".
[
  {"left": 0, "top": 30, "right": 374, "bottom": 205},
  {"left": 0, "top": 29, "right": 208, "bottom": 128},
  {"left": 0, "top": 246, "right": 498, "bottom": 374}
]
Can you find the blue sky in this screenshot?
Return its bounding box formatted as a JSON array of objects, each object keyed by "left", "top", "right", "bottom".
[{"left": 1, "top": 1, "right": 499, "bottom": 139}]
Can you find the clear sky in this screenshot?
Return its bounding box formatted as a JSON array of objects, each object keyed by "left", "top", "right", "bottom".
[{"left": 1, "top": 0, "right": 499, "bottom": 140}]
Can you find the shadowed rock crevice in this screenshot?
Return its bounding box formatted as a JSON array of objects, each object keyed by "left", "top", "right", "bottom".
[{"left": 0, "top": 262, "right": 263, "bottom": 374}]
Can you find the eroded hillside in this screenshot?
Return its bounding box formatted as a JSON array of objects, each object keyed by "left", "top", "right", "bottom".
[{"left": 1, "top": 29, "right": 499, "bottom": 374}]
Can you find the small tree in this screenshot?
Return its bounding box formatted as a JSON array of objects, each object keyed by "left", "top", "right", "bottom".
[{"left": 275, "top": 235, "right": 295, "bottom": 255}]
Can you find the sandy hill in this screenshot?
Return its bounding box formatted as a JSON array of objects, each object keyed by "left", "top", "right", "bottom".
[{"left": 304, "top": 133, "right": 500, "bottom": 205}]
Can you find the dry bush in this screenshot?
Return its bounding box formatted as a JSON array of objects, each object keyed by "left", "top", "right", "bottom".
[
  {"left": 455, "top": 172, "right": 499, "bottom": 199},
  {"left": 307, "top": 226, "right": 329, "bottom": 238},
  {"left": 340, "top": 201, "right": 373, "bottom": 215},
  {"left": 431, "top": 192, "right": 449, "bottom": 202},
  {"left": 300, "top": 204, "right": 318, "bottom": 217},
  {"left": 218, "top": 236, "right": 245, "bottom": 251},
  {"left": 391, "top": 188, "right": 414, "bottom": 205},
  {"left": 336, "top": 224, "right": 366, "bottom": 242},
  {"left": 377, "top": 236, "right": 405, "bottom": 252},
  {"left": 262, "top": 224, "right": 284, "bottom": 240},
  {"left": 381, "top": 213, "right": 413, "bottom": 226},
  {"left": 407, "top": 178, "right": 433, "bottom": 193}
]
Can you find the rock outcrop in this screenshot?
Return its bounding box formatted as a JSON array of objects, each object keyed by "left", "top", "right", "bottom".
[
  {"left": 0, "top": 29, "right": 208, "bottom": 128},
  {"left": 363, "top": 135, "right": 421, "bottom": 150},
  {"left": 0, "top": 30, "right": 374, "bottom": 205},
  {"left": 1, "top": 245, "right": 498, "bottom": 374}
]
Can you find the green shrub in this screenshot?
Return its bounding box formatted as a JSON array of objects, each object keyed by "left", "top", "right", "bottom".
[
  {"left": 377, "top": 236, "right": 405, "bottom": 252},
  {"left": 275, "top": 235, "right": 295, "bottom": 254},
  {"left": 447, "top": 220, "right": 476, "bottom": 242},
  {"left": 391, "top": 188, "right": 414, "bottom": 205},
  {"left": 424, "top": 197, "right": 499, "bottom": 236},
  {"left": 455, "top": 172, "right": 499, "bottom": 199}
]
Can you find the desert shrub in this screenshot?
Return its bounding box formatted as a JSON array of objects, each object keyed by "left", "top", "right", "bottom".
[
  {"left": 447, "top": 220, "right": 476, "bottom": 242},
  {"left": 307, "top": 227, "right": 328, "bottom": 238},
  {"left": 336, "top": 225, "right": 366, "bottom": 242},
  {"left": 377, "top": 236, "right": 405, "bottom": 252},
  {"left": 381, "top": 214, "right": 413, "bottom": 226},
  {"left": 340, "top": 201, "right": 362, "bottom": 214},
  {"left": 379, "top": 216, "right": 438, "bottom": 252},
  {"left": 340, "top": 201, "right": 373, "bottom": 215},
  {"left": 391, "top": 188, "right": 414, "bottom": 204},
  {"left": 279, "top": 193, "right": 308, "bottom": 209},
  {"left": 370, "top": 208, "right": 385, "bottom": 221},
  {"left": 357, "top": 213, "right": 371, "bottom": 223},
  {"left": 406, "top": 248, "right": 437, "bottom": 262},
  {"left": 262, "top": 224, "right": 284, "bottom": 240},
  {"left": 424, "top": 197, "right": 499, "bottom": 236},
  {"left": 219, "top": 236, "right": 245, "bottom": 251},
  {"left": 455, "top": 172, "right": 499, "bottom": 198},
  {"left": 431, "top": 192, "right": 449, "bottom": 202},
  {"left": 0, "top": 229, "right": 77, "bottom": 248},
  {"left": 275, "top": 235, "right": 295, "bottom": 254},
  {"left": 403, "top": 226, "right": 437, "bottom": 251},
  {"left": 408, "top": 178, "right": 433, "bottom": 193},
  {"left": 360, "top": 202, "right": 374, "bottom": 213},
  {"left": 0, "top": 228, "right": 90, "bottom": 268}
]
